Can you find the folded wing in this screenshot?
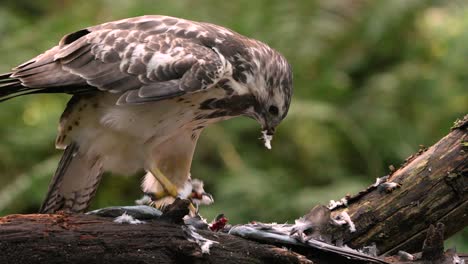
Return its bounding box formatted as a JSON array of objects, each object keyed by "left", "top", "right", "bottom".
[{"left": 1, "top": 17, "right": 228, "bottom": 103}]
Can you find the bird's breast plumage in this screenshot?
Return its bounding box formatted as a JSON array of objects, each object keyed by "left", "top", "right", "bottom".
[{"left": 57, "top": 86, "right": 237, "bottom": 174}]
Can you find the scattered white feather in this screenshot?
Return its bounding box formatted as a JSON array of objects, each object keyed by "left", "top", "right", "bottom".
[
  {"left": 261, "top": 130, "right": 273, "bottom": 149},
  {"left": 397, "top": 250, "right": 414, "bottom": 261},
  {"left": 200, "top": 240, "right": 215, "bottom": 254},
  {"left": 340, "top": 197, "right": 348, "bottom": 207},
  {"left": 293, "top": 218, "right": 311, "bottom": 231},
  {"left": 332, "top": 212, "right": 356, "bottom": 233},
  {"left": 453, "top": 254, "right": 465, "bottom": 264},
  {"left": 184, "top": 226, "right": 218, "bottom": 254},
  {"left": 328, "top": 200, "right": 339, "bottom": 209},
  {"left": 328, "top": 197, "right": 348, "bottom": 210},
  {"left": 372, "top": 175, "right": 400, "bottom": 192},
  {"left": 372, "top": 176, "right": 388, "bottom": 187},
  {"left": 114, "top": 212, "right": 145, "bottom": 224},
  {"left": 290, "top": 217, "right": 314, "bottom": 242},
  {"left": 229, "top": 224, "right": 380, "bottom": 262},
  {"left": 135, "top": 195, "right": 152, "bottom": 205}
]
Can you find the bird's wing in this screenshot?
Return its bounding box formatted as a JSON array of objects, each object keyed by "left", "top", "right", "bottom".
[
  {"left": 40, "top": 141, "right": 103, "bottom": 213},
  {"left": 3, "top": 16, "right": 230, "bottom": 103}
]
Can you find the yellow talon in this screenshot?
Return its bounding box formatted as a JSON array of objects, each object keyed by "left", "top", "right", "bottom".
[
  {"left": 150, "top": 167, "right": 178, "bottom": 197},
  {"left": 147, "top": 167, "right": 199, "bottom": 214}
]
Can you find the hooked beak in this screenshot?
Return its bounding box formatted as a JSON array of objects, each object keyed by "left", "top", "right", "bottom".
[
  {"left": 263, "top": 126, "right": 276, "bottom": 136},
  {"left": 244, "top": 110, "right": 277, "bottom": 149}
]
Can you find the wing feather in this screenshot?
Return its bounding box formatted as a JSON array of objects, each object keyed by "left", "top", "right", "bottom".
[
  {"left": 60, "top": 45, "right": 93, "bottom": 66},
  {"left": 138, "top": 80, "right": 181, "bottom": 97},
  {"left": 5, "top": 16, "right": 232, "bottom": 103}
]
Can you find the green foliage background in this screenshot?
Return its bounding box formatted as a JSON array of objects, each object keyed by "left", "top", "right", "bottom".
[{"left": 0, "top": 0, "right": 466, "bottom": 250}]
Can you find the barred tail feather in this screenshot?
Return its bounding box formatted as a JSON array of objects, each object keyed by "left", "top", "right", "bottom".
[{"left": 40, "top": 142, "right": 104, "bottom": 213}]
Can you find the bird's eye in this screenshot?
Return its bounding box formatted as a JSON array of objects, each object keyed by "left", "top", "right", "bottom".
[{"left": 268, "top": 105, "right": 279, "bottom": 116}]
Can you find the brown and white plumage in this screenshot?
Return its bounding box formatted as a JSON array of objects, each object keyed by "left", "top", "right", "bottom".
[{"left": 0, "top": 15, "right": 293, "bottom": 213}]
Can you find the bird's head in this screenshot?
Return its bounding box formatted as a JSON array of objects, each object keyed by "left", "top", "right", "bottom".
[
  {"left": 243, "top": 47, "right": 293, "bottom": 145},
  {"left": 201, "top": 40, "right": 292, "bottom": 148}
]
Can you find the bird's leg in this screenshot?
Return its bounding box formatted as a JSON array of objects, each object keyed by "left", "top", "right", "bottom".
[
  {"left": 147, "top": 190, "right": 169, "bottom": 200},
  {"left": 147, "top": 167, "right": 197, "bottom": 213},
  {"left": 149, "top": 167, "right": 179, "bottom": 197}
]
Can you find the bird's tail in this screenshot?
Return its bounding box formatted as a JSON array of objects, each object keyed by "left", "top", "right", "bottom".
[
  {"left": 0, "top": 72, "right": 34, "bottom": 102},
  {"left": 0, "top": 71, "right": 87, "bottom": 102},
  {"left": 40, "top": 142, "right": 104, "bottom": 213}
]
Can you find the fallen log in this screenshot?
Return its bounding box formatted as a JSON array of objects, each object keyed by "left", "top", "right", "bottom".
[
  {"left": 0, "top": 212, "right": 313, "bottom": 264},
  {"left": 330, "top": 115, "right": 467, "bottom": 255}
]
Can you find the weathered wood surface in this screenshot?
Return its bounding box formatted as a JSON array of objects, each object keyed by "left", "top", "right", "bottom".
[
  {"left": 0, "top": 213, "right": 313, "bottom": 264},
  {"left": 0, "top": 213, "right": 465, "bottom": 264},
  {"left": 331, "top": 115, "right": 468, "bottom": 255}
]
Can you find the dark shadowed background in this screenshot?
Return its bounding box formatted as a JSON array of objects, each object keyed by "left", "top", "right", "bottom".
[{"left": 0, "top": 0, "right": 466, "bottom": 250}]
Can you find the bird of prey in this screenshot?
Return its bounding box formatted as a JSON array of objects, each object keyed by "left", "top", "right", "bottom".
[{"left": 0, "top": 15, "right": 293, "bottom": 213}]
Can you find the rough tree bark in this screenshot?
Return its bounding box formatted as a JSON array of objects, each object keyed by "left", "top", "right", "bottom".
[
  {"left": 330, "top": 115, "right": 467, "bottom": 255},
  {"left": 0, "top": 115, "right": 466, "bottom": 264},
  {"left": 0, "top": 213, "right": 313, "bottom": 264}
]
